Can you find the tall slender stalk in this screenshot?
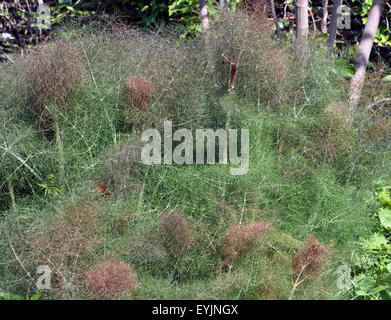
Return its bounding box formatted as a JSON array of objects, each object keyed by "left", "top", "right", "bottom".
[
  {"left": 222, "top": 102, "right": 231, "bottom": 202},
  {"left": 8, "top": 178, "right": 16, "bottom": 211},
  {"left": 49, "top": 106, "right": 65, "bottom": 191},
  {"left": 221, "top": 50, "right": 243, "bottom": 201},
  {"left": 289, "top": 264, "right": 309, "bottom": 300}
]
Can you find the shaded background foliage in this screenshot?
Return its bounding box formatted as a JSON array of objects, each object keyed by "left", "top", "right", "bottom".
[{"left": 1, "top": 0, "right": 390, "bottom": 64}]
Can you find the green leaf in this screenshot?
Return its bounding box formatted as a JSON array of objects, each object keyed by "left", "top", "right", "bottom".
[
  {"left": 335, "top": 60, "right": 356, "bottom": 77},
  {"left": 378, "top": 188, "right": 391, "bottom": 206},
  {"left": 316, "top": 33, "right": 329, "bottom": 40},
  {"left": 0, "top": 291, "right": 23, "bottom": 300},
  {"left": 370, "top": 285, "right": 390, "bottom": 295},
  {"left": 28, "top": 291, "right": 43, "bottom": 300},
  {"left": 379, "top": 207, "right": 391, "bottom": 231},
  {"left": 382, "top": 75, "right": 391, "bottom": 82},
  {"left": 361, "top": 233, "right": 391, "bottom": 251},
  {"left": 353, "top": 273, "right": 377, "bottom": 297}
]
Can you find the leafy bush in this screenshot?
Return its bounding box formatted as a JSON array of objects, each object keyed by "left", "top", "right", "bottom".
[{"left": 351, "top": 183, "right": 391, "bottom": 299}]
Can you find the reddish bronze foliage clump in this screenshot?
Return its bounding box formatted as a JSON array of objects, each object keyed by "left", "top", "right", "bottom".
[
  {"left": 292, "top": 235, "right": 330, "bottom": 279},
  {"left": 160, "top": 212, "right": 194, "bottom": 257},
  {"left": 19, "top": 40, "right": 86, "bottom": 137},
  {"left": 222, "top": 56, "right": 238, "bottom": 90},
  {"left": 124, "top": 77, "right": 155, "bottom": 112},
  {"left": 21, "top": 40, "right": 86, "bottom": 133},
  {"left": 22, "top": 40, "right": 86, "bottom": 107},
  {"left": 95, "top": 184, "right": 113, "bottom": 197},
  {"left": 85, "top": 260, "right": 137, "bottom": 298},
  {"left": 222, "top": 221, "right": 273, "bottom": 264}
]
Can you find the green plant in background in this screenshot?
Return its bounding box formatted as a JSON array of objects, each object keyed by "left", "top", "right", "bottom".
[
  {"left": 334, "top": 59, "right": 357, "bottom": 77},
  {"left": 97, "top": 0, "right": 171, "bottom": 25},
  {"left": 29, "top": 0, "right": 92, "bottom": 29},
  {"left": 168, "top": 0, "right": 240, "bottom": 38},
  {"left": 351, "top": 183, "right": 391, "bottom": 299},
  {"left": 37, "top": 174, "right": 61, "bottom": 198},
  {"left": 49, "top": 0, "right": 92, "bottom": 26},
  {"left": 168, "top": 0, "right": 213, "bottom": 38},
  {"left": 134, "top": 0, "right": 170, "bottom": 25},
  {"left": 0, "top": 290, "right": 43, "bottom": 300},
  {"left": 352, "top": 0, "right": 391, "bottom": 47}
]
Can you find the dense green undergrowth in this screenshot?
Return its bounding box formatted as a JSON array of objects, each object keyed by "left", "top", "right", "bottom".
[{"left": 0, "top": 12, "right": 390, "bottom": 300}]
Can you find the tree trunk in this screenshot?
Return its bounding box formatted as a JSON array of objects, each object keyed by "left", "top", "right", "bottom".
[
  {"left": 200, "top": 0, "right": 210, "bottom": 34},
  {"left": 219, "top": 0, "right": 228, "bottom": 12},
  {"left": 295, "top": 0, "right": 309, "bottom": 53},
  {"left": 349, "top": 0, "right": 385, "bottom": 110},
  {"left": 321, "top": 0, "right": 329, "bottom": 33},
  {"left": 326, "top": 0, "right": 342, "bottom": 56},
  {"left": 271, "top": 0, "right": 282, "bottom": 37}
]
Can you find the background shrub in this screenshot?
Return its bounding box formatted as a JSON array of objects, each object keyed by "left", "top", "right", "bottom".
[
  {"left": 160, "top": 212, "right": 194, "bottom": 258},
  {"left": 292, "top": 235, "right": 330, "bottom": 279},
  {"left": 85, "top": 259, "right": 137, "bottom": 298},
  {"left": 222, "top": 221, "right": 273, "bottom": 265},
  {"left": 20, "top": 40, "right": 86, "bottom": 135}
]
